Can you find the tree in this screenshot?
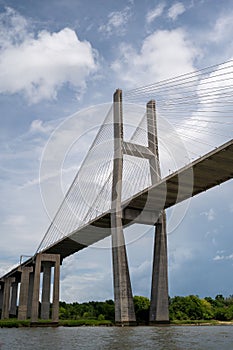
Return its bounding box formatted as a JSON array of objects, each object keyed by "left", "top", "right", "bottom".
[
  {"left": 133, "top": 296, "right": 150, "bottom": 324},
  {"left": 200, "top": 299, "right": 214, "bottom": 320}
]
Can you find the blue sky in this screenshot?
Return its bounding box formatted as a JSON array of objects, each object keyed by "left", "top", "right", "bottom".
[{"left": 0, "top": 0, "right": 232, "bottom": 303}]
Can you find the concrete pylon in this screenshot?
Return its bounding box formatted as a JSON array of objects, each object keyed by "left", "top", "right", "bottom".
[
  {"left": 27, "top": 271, "right": 34, "bottom": 318},
  {"left": 41, "top": 262, "right": 52, "bottom": 320},
  {"left": 149, "top": 212, "right": 169, "bottom": 323},
  {"left": 51, "top": 255, "right": 60, "bottom": 322},
  {"left": 31, "top": 254, "right": 42, "bottom": 322},
  {"left": 9, "top": 281, "right": 18, "bottom": 316},
  {"left": 18, "top": 266, "right": 33, "bottom": 320},
  {"left": 1, "top": 277, "right": 15, "bottom": 319},
  {"left": 31, "top": 253, "right": 60, "bottom": 322},
  {"left": 0, "top": 282, "right": 4, "bottom": 311},
  {"left": 147, "top": 100, "right": 169, "bottom": 324},
  {"left": 111, "top": 89, "right": 136, "bottom": 326}
]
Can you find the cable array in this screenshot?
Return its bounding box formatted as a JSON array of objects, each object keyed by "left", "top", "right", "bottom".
[
  {"left": 36, "top": 60, "right": 233, "bottom": 252},
  {"left": 125, "top": 59, "right": 233, "bottom": 173},
  {"left": 36, "top": 105, "right": 151, "bottom": 253}
]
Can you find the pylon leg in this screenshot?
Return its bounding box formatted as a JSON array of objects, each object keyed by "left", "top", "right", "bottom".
[
  {"left": 149, "top": 211, "right": 169, "bottom": 323},
  {"left": 111, "top": 213, "right": 136, "bottom": 326}
]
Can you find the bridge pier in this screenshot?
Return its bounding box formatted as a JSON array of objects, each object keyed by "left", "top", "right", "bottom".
[
  {"left": 18, "top": 266, "right": 33, "bottom": 320},
  {"left": 31, "top": 253, "right": 60, "bottom": 322},
  {"left": 27, "top": 271, "right": 34, "bottom": 318},
  {"left": 41, "top": 262, "right": 52, "bottom": 319},
  {"left": 0, "top": 282, "right": 4, "bottom": 317},
  {"left": 1, "top": 277, "right": 15, "bottom": 319},
  {"left": 9, "top": 280, "right": 19, "bottom": 317}
]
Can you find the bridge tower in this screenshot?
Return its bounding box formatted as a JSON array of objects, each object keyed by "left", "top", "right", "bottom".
[
  {"left": 111, "top": 90, "right": 169, "bottom": 325},
  {"left": 147, "top": 100, "right": 169, "bottom": 324},
  {"left": 111, "top": 89, "right": 136, "bottom": 325}
]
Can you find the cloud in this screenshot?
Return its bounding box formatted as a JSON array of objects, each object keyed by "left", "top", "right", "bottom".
[
  {"left": 146, "top": 2, "right": 166, "bottom": 24},
  {"left": 29, "top": 119, "right": 55, "bottom": 134},
  {"left": 168, "top": 2, "right": 185, "bottom": 21},
  {"left": 213, "top": 253, "right": 233, "bottom": 261},
  {"left": 60, "top": 251, "right": 113, "bottom": 302},
  {"left": 0, "top": 8, "right": 98, "bottom": 103},
  {"left": 212, "top": 12, "right": 233, "bottom": 43},
  {"left": 201, "top": 208, "right": 215, "bottom": 221},
  {"left": 0, "top": 7, "right": 30, "bottom": 49},
  {"left": 111, "top": 28, "right": 196, "bottom": 87},
  {"left": 98, "top": 6, "right": 132, "bottom": 36}
]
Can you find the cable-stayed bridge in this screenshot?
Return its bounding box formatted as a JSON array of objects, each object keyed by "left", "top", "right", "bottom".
[{"left": 0, "top": 61, "right": 233, "bottom": 325}]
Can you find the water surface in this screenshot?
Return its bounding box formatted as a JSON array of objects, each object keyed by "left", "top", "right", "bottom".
[{"left": 0, "top": 325, "right": 233, "bottom": 349}]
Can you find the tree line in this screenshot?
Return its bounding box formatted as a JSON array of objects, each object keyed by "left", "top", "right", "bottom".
[{"left": 59, "top": 294, "right": 233, "bottom": 323}]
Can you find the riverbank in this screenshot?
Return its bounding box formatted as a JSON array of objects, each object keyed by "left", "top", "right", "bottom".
[
  {"left": 0, "top": 319, "right": 113, "bottom": 328},
  {"left": 1, "top": 319, "right": 233, "bottom": 328},
  {"left": 171, "top": 319, "right": 233, "bottom": 326}
]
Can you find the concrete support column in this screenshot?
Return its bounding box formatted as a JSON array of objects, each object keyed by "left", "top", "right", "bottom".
[
  {"left": 147, "top": 100, "right": 160, "bottom": 183},
  {"left": 31, "top": 253, "right": 60, "bottom": 322},
  {"left": 0, "top": 282, "right": 4, "bottom": 311},
  {"left": 52, "top": 255, "right": 60, "bottom": 322},
  {"left": 147, "top": 99, "right": 169, "bottom": 324},
  {"left": 27, "top": 272, "right": 34, "bottom": 318},
  {"left": 111, "top": 89, "right": 136, "bottom": 326},
  {"left": 18, "top": 267, "right": 33, "bottom": 320},
  {"left": 149, "top": 212, "right": 169, "bottom": 323},
  {"left": 31, "top": 254, "right": 42, "bottom": 322},
  {"left": 9, "top": 281, "right": 18, "bottom": 316},
  {"left": 41, "top": 262, "right": 52, "bottom": 320},
  {"left": 1, "top": 277, "right": 15, "bottom": 319}
]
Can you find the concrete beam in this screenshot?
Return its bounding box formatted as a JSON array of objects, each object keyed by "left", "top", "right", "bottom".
[
  {"left": 123, "top": 141, "right": 153, "bottom": 159},
  {"left": 123, "top": 207, "right": 161, "bottom": 225}
]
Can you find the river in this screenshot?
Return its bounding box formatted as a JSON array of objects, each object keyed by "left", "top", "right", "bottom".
[{"left": 0, "top": 325, "right": 233, "bottom": 349}]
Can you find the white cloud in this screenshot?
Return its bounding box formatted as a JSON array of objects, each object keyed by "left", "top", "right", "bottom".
[
  {"left": 60, "top": 251, "right": 113, "bottom": 302},
  {"left": 0, "top": 7, "right": 30, "bottom": 49},
  {"left": 111, "top": 28, "right": 196, "bottom": 87},
  {"left": 146, "top": 2, "right": 166, "bottom": 24},
  {"left": 201, "top": 208, "right": 215, "bottom": 221},
  {"left": 168, "top": 2, "right": 185, "bottom": 21},
  {"left": 30, "top": 119, "right": 55, "bottom": 134},
  {"left": 98, "top": 6, "right": 131, "bottom": 36},
  {"left": 213, "top": 253, "right": 233, "bottom": 261},
  {"left": 212, "top": 12, "right": 233, "bottom": 43},
  {"left": 0, "top": 8, "right": 98, "bottom": 103}
]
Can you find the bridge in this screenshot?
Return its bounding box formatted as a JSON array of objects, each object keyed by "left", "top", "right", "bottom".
[{"left": 1, "top": 64, "right": 233, "bottom": 325}]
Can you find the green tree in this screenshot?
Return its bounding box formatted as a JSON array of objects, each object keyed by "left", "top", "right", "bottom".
[
  {"left": 200, "top": 299, "right": 214, "bottom": 320},
  {"left": 133, "top": 296, "right": 150, "bottom": 324}
]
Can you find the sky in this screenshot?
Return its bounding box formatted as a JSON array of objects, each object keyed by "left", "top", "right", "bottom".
[{"left": 0, "top": 0, "right": 232, "bottom": 303}]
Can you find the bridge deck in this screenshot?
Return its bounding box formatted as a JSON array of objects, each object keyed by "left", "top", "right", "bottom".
[
  {"left": 45, "top": 138, "right": 233, "bottom": 259},
  {"left": 1, "top": 139, "right": 233, "bottom": 278}
]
